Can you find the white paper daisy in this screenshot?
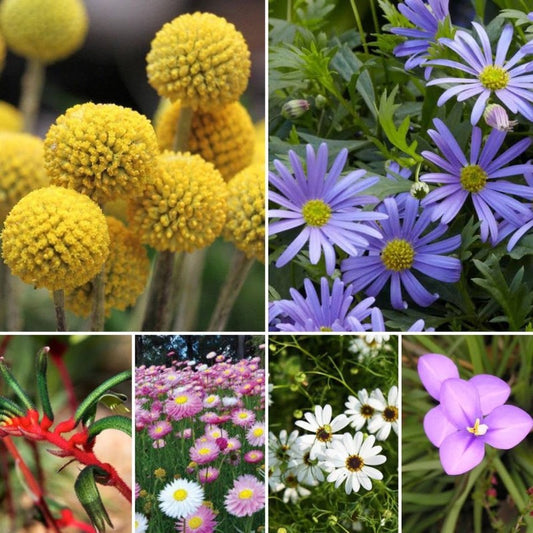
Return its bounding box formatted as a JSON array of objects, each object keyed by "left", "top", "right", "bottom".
[
  {"left": 367, "top": 386, "right": 399, "bottom": 441},
  {"left": 158, "top": 478, "right": 204, "bottom": 519},
  {"left": 344, "top": 388, "right": 376, "bottom": 430},
  {"left": 319, "top": 432, "right": 386, "bottom": 494},
  {"left": 294, "top": 404, "right": 350, "bottom": 459},
  {"left": 135, "top": 512, "right": 149, "bottom": 533}
]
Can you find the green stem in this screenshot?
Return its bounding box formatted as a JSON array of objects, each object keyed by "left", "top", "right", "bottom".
[
  {"left": 492, "top": 455, "right": 526, "bottom": 510},
  {"left": 173, "top": 106, "right": 193, "bottom": 152},
  {"left": 141, "top": 250, "right": 175, "bottom": 331},
  {"left": 441, "top": 461, "right": 485, "bottom": 533},
  {"left": 53, "top": 290, "right": 67, "bottom": 331},
  {"left": 20, "top": 58, "right": 46, "bottom": 133},
  {"left": 349, "top": 0, "right": 369, "bottom": 55},
  {"left": 207, "top": 250, "right": 255, "bottom": 330},
  {"left": 90, "top": 266, "right": 106, "bottom": 331},
  {"left": 0, "top": 250, "right": 22, "bottom": 331}
]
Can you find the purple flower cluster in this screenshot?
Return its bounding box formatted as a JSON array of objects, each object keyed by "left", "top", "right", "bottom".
[{"left": 418, "top": 353, "right": 532, "bottom": 475}]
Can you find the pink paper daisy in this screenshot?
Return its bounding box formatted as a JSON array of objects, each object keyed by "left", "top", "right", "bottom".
[
  {"left": 224, "top": 474, "right": 265, "bottom": 517},
  {"left": 189, "top": 440, "right": 219, "bottom": 464},
  {"left": 246, "top": 422, "right": 265, "bottom": 446},
  {"left": 198, "top": 467, "right": 220, "bottom": 484},
  {"left": 148, "top": 420, "right": 172, "bottom": 440},
  {"left": 166, "top": 390, "right": 203, "bottom": 421},
  {"left": 231, "top": 408, "right": 256, "bottom": 427},
  {"left": 244, "top": 450, "right": 264, "bottom": 464},
  {"left": 176, "top": 504, "right": 217, "bottom": 533}
]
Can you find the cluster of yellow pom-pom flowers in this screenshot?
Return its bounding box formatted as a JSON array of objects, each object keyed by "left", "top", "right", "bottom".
[{"left": 0, "top": 8, "right": 264, "bottom": 329}]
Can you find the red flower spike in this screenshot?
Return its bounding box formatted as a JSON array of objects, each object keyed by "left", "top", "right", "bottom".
[
  {"left": 54, "top": 418, "right": 77, "bottom": 435},
  {"left": 40, "top": 415, "right": 54, "bottom": 431}
]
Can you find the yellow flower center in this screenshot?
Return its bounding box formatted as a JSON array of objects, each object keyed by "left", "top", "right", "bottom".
[
  {"left": 198, "top": 447, "right": 211, "bottom": 455},
  {"left": 155, "top": 427, "right": 163, "bottom": 433},
  {"left": 135, "top": 521, "right": 139, "bottom": 528},
  {"left": 174, "top": 395, "right": 188, "bottom": 404},
  {"left": 188, "top": 516, "right": 203, "bottom": 529},
  {"left": 479, "top": 65, "right": 510, "bottom": 90},
  {"left": 173, "top": 488, "right": 188, "bottom": 501},
  {"left": 302, "top": 199, "right": 331, "bottom": 227},
  {"left": 320, "top": 326, "right": 333, "bottom": 332},
  {"left": 381, "top": 239, "right": 415, "bottom": 271},
  {"left": 460, "top": 164, "right": 487, "bottom": 193},
  {"left": 253, "top": 427, "right": 264, "bottom": 437},
  {"left": 467, "top": 418, "right": 488, "bottom": 436},
  {"left": 345, "top": 454, "right": 365, "bottom": 472},
  {"left": 238, "top": 412, "right": 249, "bottom": 419},
  {"left": 316, "top": 424, "right": 333, "bottom": 442},
  {"left": 239, "top": 489, "right": 254, "bottom": 500}
]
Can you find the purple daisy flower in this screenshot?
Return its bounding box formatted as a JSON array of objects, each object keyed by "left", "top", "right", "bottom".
[
  {"left": 426, "top": 22, "right": 533, "bottom": 124},
  {"left": 269, "top": 276, "right": 381, "bottom": 332},
  {"left": 420, "top": 118, "right": 533, "bottom": 242},
  {"left": 341, "top": 196, "right": 461, "bottom": 310},
  {"left": 418, "top": 353, "right": 533, "bottom": 475},
  {"left": 269, "top": 143, "right": 386, "bottom": 275},
  {"left": 391, "top": 0, "right": 450, "bottom": 76}
]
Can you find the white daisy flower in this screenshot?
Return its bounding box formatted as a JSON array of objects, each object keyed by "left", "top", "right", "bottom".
[
  {"left": 280, "top": 470, "right": 312, "bottom": 503},
  {"left": 344, "top": 389, "right": 376, "bottom": 430},
  {"left": 268, "top": 465, "right": 285, "bottom": 492},
  {"left": 268, "top": 429, "right": 300, "bottom": 470},
  {"left": 287, "top": 437, "right": 325, "bottom": 486},
  {"left": 135, "top": 512, "right": 149, "bottom": 533},
  {"left": 319, "top": 432, "right": 386, "bottom": 494},
  {"left": 294, "top": 404, "right": 350, "bottom": 459},
  {"left": 367, "top": 386, "right": 399, "bottom": 441},
  {"left": 157, "top": 478, "right": 204, "bottom": 519}
]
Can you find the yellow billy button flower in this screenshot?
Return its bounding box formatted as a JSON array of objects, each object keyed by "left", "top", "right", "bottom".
[
  {"left": 1, "top": 186, "right": 110, "bottom": 291},
  {"left": 0, "top": 101, "right": 23, "bottom": 132},
  {"left": 222, "top": 163, "right": 265, "bottom": 262},
  {"left": 128, "top": 151, "right": 228, "bottom": 252},
  {"left": 253, "top": 119, "right": 265, "bottom": 165},
  {"left": 146, "top": 12, "right": 251, "bottom": 111},
  {"left": 44, "top": 103, "right": 159, "bottom": 204},
  {"left": 0, "top": 132, "right": 48, "bottom": 222},
  {"left": 155, "top": 100, "right": 255, "bottom": 181},
  {"left": 0, "top": 0, "right": 88, "bottom": 63},
  {"left": 65, "top": 217, "right": 150, "bottom": 317}
]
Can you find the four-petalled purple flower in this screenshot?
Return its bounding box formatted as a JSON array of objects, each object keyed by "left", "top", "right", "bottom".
[{"left": 418, "top": 353, "right": 532, "bottom": 475}]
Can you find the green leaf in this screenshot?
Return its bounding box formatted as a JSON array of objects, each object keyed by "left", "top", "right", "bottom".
[
  {"left": 87, "top": 415, "right": 132, "bottom": 440},
  {"left": 74, "top": 370, "right": 131, "bottom": 426},
  {"left": 0, "top": 358, "right": 36, "bottom": 413},
  {"left": 74, "top": 466, "right": 113, "bottom": 533},
  {"left": 98, "top": 392, "right": 130, "bottom": 415},
  {"left": 36, "top": 347, "right": 54, "bottom": 422},
  {"left": 0, "top": 396, "right": 25, "bottom": 417}
]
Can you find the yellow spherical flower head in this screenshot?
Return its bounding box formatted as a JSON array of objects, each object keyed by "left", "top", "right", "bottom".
[
  {"left": 65, "top": 216, "right": 149, "bottom": 317},
  {"left": 44, "top": 103, "right": 159, "bottom": 204},
  {"left": 156, "top": 101, "right": 255, "bottom": 181},
  {"left": 0, "top": 0, "right": 87, "bottom": 63},
  {"left": 146, "top": 12, "right": 251, "bottom": 111},
  {"left": 223, "top": 163, "right": 265, "bottom": 262},
  {"left": 0, "top": 132, "right": 48, "bottom": 222},
  {"left": 128, "top": 151, "right": 228, "bottom": 252},
  {"left": 0, "top": 101, "right": 23, "bottom": 132},
  {"left": 2, "top": 186, "right": 109, "bottom": 291}
]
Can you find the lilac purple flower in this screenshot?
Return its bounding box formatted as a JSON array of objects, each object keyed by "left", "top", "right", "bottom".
[
  {"left": 390, "top": 0, "right": 450, "bottom": 76},
  {"left": 269, "top": 276, "right": 382, "bottom": 332},
  {"left": 420, "top": 118, "right": 533, "bottom": 242},
  {"left": 269, "top": 143, "right": 386, "bottom": 275},
  {"left": 341, "top": 196, "right": 461, "bottom": 310},
  {"left": 418, "top": 353, "right": 533, "bottom": 475},
  {"left": 426, "top": 22, "right": 533, "bottom": 124}
]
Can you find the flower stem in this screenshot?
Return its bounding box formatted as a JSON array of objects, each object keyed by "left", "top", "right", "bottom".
[
  {"left": 90, "top": 266, "right": 106, "bottom": 331},
  {"left": 349, "top": 0, "right": 369, "bottom": 55},
  {"left": 0, "top": 257, "right": 22, "bottom": 330},
  {"left": 20, "top": 58, "right": 46, "bottom": 133},
  {"left": 142, "top": 250, "right": 175, "bottom": 330},
  {"left": 208, "top": 250, "right": 255, "bottom": 330},
  {"left": 441, "top": 460, "right": 485, "bottom": 533},
  {"left": 173, "top": 106, "right": 193, "bottom": 152},
  {"left": 53, "top": 290, "right": 67, "bottom": 331},
  {"left": 3, "top": 437, "right": 61, "bottom": 532},
  {"left": 492, "top": 455, "right": 526, "bottom": 511}
]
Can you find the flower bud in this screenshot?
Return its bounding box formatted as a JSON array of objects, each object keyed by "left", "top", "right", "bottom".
[
  {"left": 410, "top": 181, "right": 430, "bottom": 199},
  {"left": 281, "top": 99, "right": 310, "bottom": 120},
  {"left": 483, "top": 103, "right": 518, "bottom": 132}
]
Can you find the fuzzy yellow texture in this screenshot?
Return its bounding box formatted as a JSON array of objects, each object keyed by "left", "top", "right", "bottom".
[
  {"left": 156, "top": 100, "right": 255, "bottom": 181},
  {"left": 146, "top": 12, "right": 250, "bottom": 111},
  {"left": 44, "top": 103, "right": 159, "bottom": 204},
  {"left": 0, "top": 101, "right": 23, "bottom": 132},
  {"left": 128, "top": 151, "right": 228, "bottom": 252},
  {"left": 223, "top": 163, "right": 265, "bottom": 262},
  {"left": 0, "top": 132, "right": 48, "bottom": 222},
  {"left": 65, "top": 216, "right": 149, "bottom": 317},
  {"left": 0, "top": 0, "right": 87, "bottom": 63},
  {"left": 2, "top": 186, "right": 109, "bottom": 291}
]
